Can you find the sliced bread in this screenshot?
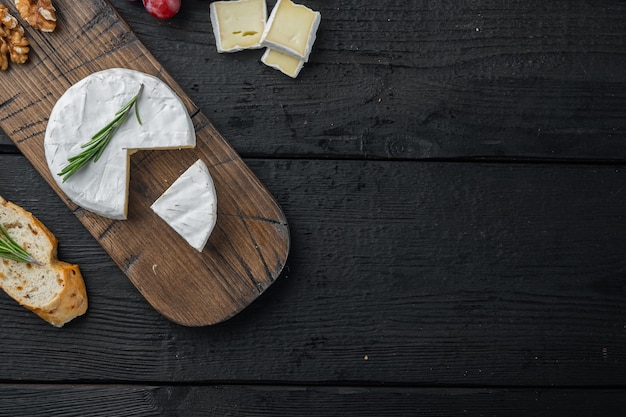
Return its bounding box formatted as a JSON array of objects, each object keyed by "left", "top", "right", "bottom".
[{"left": 0, "top": 196, "right": 87, "bottom": 327}]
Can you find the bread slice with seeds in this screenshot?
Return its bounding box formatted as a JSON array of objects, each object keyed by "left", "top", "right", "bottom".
[{"left": 0, "top": 196, "right": 87, "bottom": 327}]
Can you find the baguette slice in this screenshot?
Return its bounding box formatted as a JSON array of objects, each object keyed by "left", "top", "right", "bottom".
[{"left": 0, "top": 196, "right": 87, "bottom": 327}]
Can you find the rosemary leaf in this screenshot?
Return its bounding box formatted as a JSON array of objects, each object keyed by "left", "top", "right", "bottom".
[
  {"left": 58, "top": 84, "right": 144, "bottom": 182},
  {"left": 0, "top": 224, "right": 41, "bottom": 265}
]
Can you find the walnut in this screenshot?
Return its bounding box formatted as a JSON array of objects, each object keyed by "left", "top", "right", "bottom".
[
  {"left": 0, "top": 4, "right": 18, "bottom": 31},
  {"left": 0, "top": 4, "right": 29, "bottom": 70},
  {"left": 0, "top": 39, "right": 8, "bottom": 70},
  {"left": 7, "top": 24, "right": 28, "bottom": 63},
  {"left": 14, "top": 0, "right": 55, "bottom": 32}
]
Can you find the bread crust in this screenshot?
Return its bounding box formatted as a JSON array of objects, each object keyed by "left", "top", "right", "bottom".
[{"left": 0, "top": 196, "right": 88, "bottom": 327}]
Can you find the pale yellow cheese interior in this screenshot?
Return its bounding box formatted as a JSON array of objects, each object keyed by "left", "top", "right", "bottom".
[
  {"left": 212, "top": 0, "right": 266, "bottom": 51},
  {"left": 262, "top": 0, "right": 318, "bottom": 58},
  {"left": 261, "top": 48, "right": 303, "bottom": 78}
]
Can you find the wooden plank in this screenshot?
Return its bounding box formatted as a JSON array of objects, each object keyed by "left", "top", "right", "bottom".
[
  {"left": 1, "top": 154, "right": 625, "bottom": 386},
  {"left": 0, "top": 384, "right": 625, "bottom": 416},
  {"left": 0, "top": 0, "right": 289, "bottom": 325},
  {"left": 5, "top": 0, "right": 626, "bottom": 161},
  {"left": 0, "top": 132, "right": 10, "bottom": 147},
  {"left": 105, "top": 0, "right": 626, "bottom": 161}
]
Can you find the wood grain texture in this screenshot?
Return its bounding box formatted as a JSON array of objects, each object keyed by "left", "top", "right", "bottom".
[
  {"left": 1, "top": 154, "right": 625, "bottom": 387},
  {"left": 0, "top": 0, "right": 289, "bottom": 325},
  {"left": 1, "top": 385, "right": 625, "bottom": 417},
  {"left": 106, "top": 0, "right": 626, "bottom": 161},
  {"left": 3, "top": 0, "right": 625, "bottom": 161},
  {"left": 1, "top": 0, "right": 625, "bottom": 414}
]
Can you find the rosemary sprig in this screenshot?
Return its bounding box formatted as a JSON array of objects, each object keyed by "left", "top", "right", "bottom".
[
  {"left": 58, "top": 83, "right": 144, "bottom": 182},
  {"left": 0, "top": 224, "right": 42, "bottom": 265}
]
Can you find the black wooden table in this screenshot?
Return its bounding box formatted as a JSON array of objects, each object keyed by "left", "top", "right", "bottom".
[{"left": 1, "top": 1, "right": 625, "bottom": 415}]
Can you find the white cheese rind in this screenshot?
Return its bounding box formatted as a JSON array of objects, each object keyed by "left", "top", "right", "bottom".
[
  {"left": 44, "top": 68, "right": 196, "bottom": 220},
  {"left": 260, "top": 0, "right": 321, "bottom": 62},
  {"left": 261, "top": 48, "right": 304, "bottom": 78},
  {"left": 150, "top": 159, "right": 217, "bottom": 252},
  {"left": 210, "top": 0, "right": 267, "bottom": 53}
]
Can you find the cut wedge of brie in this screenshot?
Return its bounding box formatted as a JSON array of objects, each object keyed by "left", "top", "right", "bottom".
[
  {"left": 260, "top": 0, "right": 321, "bottom": 62},
  {"left": 150, "top": 160, "right": 217, "bottom": 252},
  {"left": 210, "top": 0, "right": 267, "bottom": 53},
  {"left": 261, "top": 48, "right": 304, "bottom": 78},
  {"left": 44, "top": 68, "right": 196, "bottom": 220}
]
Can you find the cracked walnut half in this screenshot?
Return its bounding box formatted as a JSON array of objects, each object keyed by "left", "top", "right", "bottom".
[
  {"left": 0, "top": 3, "right": 29, "bottom": 71},
  {"left": 15, "top": 0, "right": 56, "bottom": 32}
]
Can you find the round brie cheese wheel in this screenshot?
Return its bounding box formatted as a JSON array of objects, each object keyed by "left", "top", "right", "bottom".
[{"left": 44, "top": 68, "right": 196, "bottom": 220}]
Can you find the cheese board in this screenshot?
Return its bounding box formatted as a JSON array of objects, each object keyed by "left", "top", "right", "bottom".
[{"left": 0, "top": 0, "right": 290, "bottom": 326}]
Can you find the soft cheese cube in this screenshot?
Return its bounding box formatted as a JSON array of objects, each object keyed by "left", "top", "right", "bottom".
[
  {"left": 260, "top": 0, "right": 321, "bottom": 62},
  {"left": 261, "top": 48, "right": 304, "bottom": 78},
  {"left": 210, "top": 0, "right": 267, "bottom": 53}
]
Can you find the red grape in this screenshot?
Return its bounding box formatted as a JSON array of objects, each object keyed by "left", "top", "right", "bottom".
[{"left": 142, "top": 0, "right": 181, "bottom": 19}]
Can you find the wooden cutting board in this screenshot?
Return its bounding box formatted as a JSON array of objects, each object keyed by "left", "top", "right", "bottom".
[{"left": 0, "top": 0, "right": 290, "bottom": 326}]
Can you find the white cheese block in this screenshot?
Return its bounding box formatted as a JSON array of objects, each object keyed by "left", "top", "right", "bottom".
[
  {"left": 261, "top": 48, "right": 304, "bottom": 78},
  {"left": 260, "top": 0, "right": 321, "bottom": 62},
  {"left": 44, "top": 68, "right": 196, "bottom": 220},
  {"left": 150, "top": 159, "right": 217, "bottom": 252},
  {"left": 210, "top": 0, "right": 267, "bottom": 53}
]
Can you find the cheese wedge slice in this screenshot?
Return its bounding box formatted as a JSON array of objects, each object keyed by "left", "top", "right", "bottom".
[
  {"left": 210, "top": 0, "right": 267, "bottom": 53},
  {"left": 44, "top": 68, "right": 196, "bottom": 220},
  {"left": 261, "top": 48, "right": 304, "bottom": 78},
  {"left": 150, "top": 159, "right": 217, "bottom": 252},
  {"left": 260, "top": 0, "right": 321, "bottom": 62}
]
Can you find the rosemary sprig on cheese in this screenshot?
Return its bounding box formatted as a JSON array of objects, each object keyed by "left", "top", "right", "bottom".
[
  {"left": 58, "top": 84, "right": 144, "bottom": 182},
  {"left": 0, "top": 223, "right": 41, "bottom": 265}
]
